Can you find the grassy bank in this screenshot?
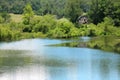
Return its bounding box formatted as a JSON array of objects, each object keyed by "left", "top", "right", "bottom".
[{"left": 10, "top": 14, "right": 22, "bottom": 23}]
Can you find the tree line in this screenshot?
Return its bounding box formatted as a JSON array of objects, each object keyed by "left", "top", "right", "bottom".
[
  {"left": 0, "top": 0, "right": 120, "bottom": 41},
  {"left": 0, "top": 0, "right": 120, "bottom": 25}
]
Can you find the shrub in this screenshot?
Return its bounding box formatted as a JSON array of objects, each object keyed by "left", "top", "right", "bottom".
[
  {"left": 33, "top": 14, "right": 57, "bottom": 34},
  {"left": 48, "top": 18, "right": 79, "bottom": 38}
]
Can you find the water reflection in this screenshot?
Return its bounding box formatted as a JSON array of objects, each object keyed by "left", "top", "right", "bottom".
[
  {"left": 0, "top": 38, "right": 120, "bottom": 80},
  {"left": 92, "top": 58, "right": 120, "bottom": 80},
  {"left": 87, "top": 36, "right": 120, "bottom": 53},
  {"left": 51, "top": 36, "right": 120, "bottom": 53}
]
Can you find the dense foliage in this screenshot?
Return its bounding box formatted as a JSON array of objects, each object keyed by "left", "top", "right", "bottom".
[
  {"left": 65, "top": 0, "right": 83, "bottom": 22},
  {"left": 23, "top": 3, "right": 34, "bottom": 25},
  {"left": 0, "top": 0, "right": 66, "bottom": 18},
  {"left": 0, "top": 0, "right": 120, "bottom": 41},
  {"left": 0, "top": 0, "right": 120, "bottom": 24},
  {"left": 88, "top": 0, "right": 120, "bottom": 26}
]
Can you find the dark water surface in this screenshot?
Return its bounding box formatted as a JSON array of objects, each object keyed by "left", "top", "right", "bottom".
[{"left": 0, "top": 38, "right": 120, "bottom": 80}]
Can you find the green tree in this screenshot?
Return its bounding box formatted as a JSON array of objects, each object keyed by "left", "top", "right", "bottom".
[
  {"left": 111, "top": 2, "right": 120, "bottom": 26},
  {"left": 0, "top": 16, "right": 4, "bottom": 23},
  {"left": 48, "top": 18, "right": 79, "bottom": 38},
  {"left": 89, "top": 0, "right": 114, "bottom": 24},
  {"left": 33, "top": 14, "right": 57, "bottom": 34},
  {"left": 65, "top": 0, "right": 83, "bottom": 23},
  {"left": 23, "top": 3, "right": 34, "bottom": 25}
]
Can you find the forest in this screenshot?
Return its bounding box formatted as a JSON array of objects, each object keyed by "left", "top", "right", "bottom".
[{"left": 0, "top": 0, "right": 120, "bottom": 41}]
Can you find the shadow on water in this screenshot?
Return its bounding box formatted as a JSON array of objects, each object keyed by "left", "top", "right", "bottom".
[{"left": 0, "top": 50, "right": 32, "bottom": 74}]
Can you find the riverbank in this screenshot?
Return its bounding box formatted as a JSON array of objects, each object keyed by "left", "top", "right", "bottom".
[{"left": 1, "top": 14, "right": 120, "bottom": 42}]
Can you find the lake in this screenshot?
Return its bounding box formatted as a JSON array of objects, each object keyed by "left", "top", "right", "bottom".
[{"left": 0, "top": 38, "right": 120, "bottom": 80}]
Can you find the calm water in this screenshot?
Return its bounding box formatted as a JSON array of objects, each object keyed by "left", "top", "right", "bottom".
[{"left": 0, "top": 38, "right": 120, "bottom": 80}]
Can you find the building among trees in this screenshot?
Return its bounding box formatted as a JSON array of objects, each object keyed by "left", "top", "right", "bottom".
[{"left": 77, "top": 15, "right": 88, "bottom": 24}]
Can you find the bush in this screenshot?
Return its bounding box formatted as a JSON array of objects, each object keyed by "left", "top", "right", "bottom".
[
  {"left": 0, "top": 16, "right": 4, "bottom": 23},
  {"left": 33, "top": 14, "right": 57, "bottom": 34},
  {"left": 0, "top": 12, "right": 11, "bottom": 23},
  {"left": 48, "top": 18, "right": 79, "bottom": 38},
  {"left": 0, "top": 26, "right": 12, "bottom": 41}
]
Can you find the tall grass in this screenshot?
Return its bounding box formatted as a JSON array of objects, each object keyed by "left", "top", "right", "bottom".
[{"left": 10, "top": 13, "right": 22, "bottom": 23}]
